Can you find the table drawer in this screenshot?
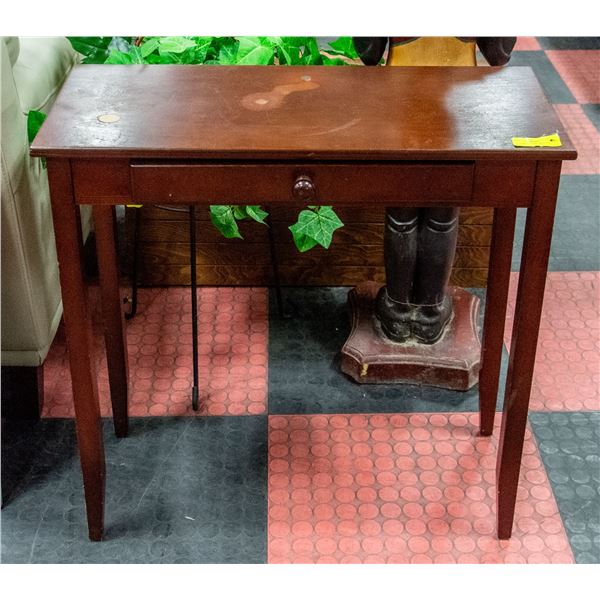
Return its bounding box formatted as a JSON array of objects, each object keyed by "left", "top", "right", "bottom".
[{"left": 130, "top": 162, "right": 475, "bottom": 205}]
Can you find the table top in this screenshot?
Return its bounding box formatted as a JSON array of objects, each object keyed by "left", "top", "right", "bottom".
[{"left": 31, "top": 64, "right": 576, "bottom": 162}]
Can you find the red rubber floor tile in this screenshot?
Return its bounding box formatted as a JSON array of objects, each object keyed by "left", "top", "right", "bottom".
[
  {"left": 267, "top": 412, "right": 573, "bottom": 564},
  {"left": 546, "top": 50, "right": 600, "bottom": 103},
  {"left": 504, "top": 272, "right": 600, "bottom": 411},
  {"left": 514, "top": 37, "right": 541, "bottom": 51},
  {"left": 42, "top": 286, "right": 268, "bottom": 417},
  {"left": 554, "top": 104, "right": 600, "bottom": 174}
]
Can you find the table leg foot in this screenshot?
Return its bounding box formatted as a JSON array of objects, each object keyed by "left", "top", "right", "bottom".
[{"left": 88, "top": 525, "right": 104, "bottom": 542}]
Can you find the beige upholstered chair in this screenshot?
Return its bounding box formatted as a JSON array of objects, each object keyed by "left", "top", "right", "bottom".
[{"left": 1, "top": 37, "right": 92, "bottom": 417}]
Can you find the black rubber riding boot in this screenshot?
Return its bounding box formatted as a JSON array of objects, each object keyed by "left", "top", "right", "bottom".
[
  {"left": 411, "top": 208, "right": 459, "bottom": 344},
  {"left": 375, "top": 208, "right": 419, "bottom": 343}
]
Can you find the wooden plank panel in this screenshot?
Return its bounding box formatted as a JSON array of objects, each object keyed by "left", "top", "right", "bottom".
[
  {"left": 450, "top": 268, "right": 489, "bottom": 287},
  {"left": 128, "top": 217, "right": 269, "bottom": 244},
  {"left": 134, "top": 242, "right": 380, "bottom": 267},
  {"left": 129, "top": 215, "right": 491, "bottom": 246},
  {"left": 127, "top": 206, "right": 492, "bottom": 288},
  {"left": 131, "top": 241, "right": 490, "bottom": 269},
  {"left": 137, "top": 264, "right": 272, "bottom": 286},
  {"left": 135, "top": 206, "right": 386, "bottom": 223},
  {"left": 459, "top": 207, "right": 494, "bottom": 225},
  {"left": 136, "top": 263, "right": 489, "bottom": 287},
  {"left": 137, "top": 264, "right": 384, "bottom": 286},
  {"left": 453, "top": 246, "right": 491, "bottom": 269},
  {"left": 457, "top": 224, "right": 492, "bottom": 246},
  {"left": 270, "top": 205, "right": 494, "bottom": 224},
  {"left": 133, "top": 205, "right": 493, "bottom": 224}
]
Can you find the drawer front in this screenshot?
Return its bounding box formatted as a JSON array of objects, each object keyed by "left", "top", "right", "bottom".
[{"left": 130, "top": 162, "right": 475, "bottom": 205}]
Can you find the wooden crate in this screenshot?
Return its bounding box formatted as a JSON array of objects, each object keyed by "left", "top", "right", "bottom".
[{"left": 125, "top": 206, "right": 492, "bottom": 287}]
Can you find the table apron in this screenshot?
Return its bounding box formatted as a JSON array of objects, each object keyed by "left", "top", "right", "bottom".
[{"left": 70, "top": 159, "right": 537, "bottom": 207}]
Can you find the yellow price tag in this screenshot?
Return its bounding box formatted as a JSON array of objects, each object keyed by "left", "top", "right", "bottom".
[
  {"left": 126, "top": 204, "right": 143, "bottom": 208},
  {"left": 512, "top": 133, "right": 562, "bottom": 148}
]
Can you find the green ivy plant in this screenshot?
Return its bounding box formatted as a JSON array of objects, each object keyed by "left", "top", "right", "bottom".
[
  {"left": 62, "top": 37, "right": 360, "bottom": 251},
  {"left": 209, "top": 205, "right": 268, "bottom": 239},
  {"left": 289, "top": 206, "right": 344, "bottom": 252}
]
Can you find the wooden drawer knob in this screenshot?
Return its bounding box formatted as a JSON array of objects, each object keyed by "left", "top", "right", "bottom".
[{"left": 292, "top": 175, "right": 316, "bottom": 201}]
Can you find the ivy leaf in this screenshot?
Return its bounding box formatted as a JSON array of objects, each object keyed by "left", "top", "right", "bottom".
[
  {"left": 289, "top": 206, "right": 344, "bottom": 252},
  {"left": 67, "top": 37, "right": 114, "bottom": 63},
  {"left": 158, "top": 36, "right": 196, "bottom": 55},
  {"left": 209, "top": 205, "right": 269, "bottom": 238},
  {"left": 128, "top": 46, "right": 144, "bottom": 64},
  {"left": 27, "top": 110, "right": 46, "bottom": 144},
  {"left": 209, "top": 206, "right": 242, "bottom": 239},
  {"left": 322, "top": 56, "right": 348, "bottom": 66},
  {"left": 299, "top": 38, "right": 323, "bottom": 65},
  {"left": 236, "top": 37, "right": 275, "bottom": 65},
  {"left": 144, "top": 53, "right": 178, "bottom": 64},
  {"left": 176, "top": 47, "right": 200, "bottom": 64},
  {"left": 105, "top": 50, "right": 135, "bottom": 64},
  {"left": 277, "top": 37, "right": 306, "bottom": 65},
  {"left": 266, "top": 37, "right": 293, "bottom": 65},
  {"left": 192, "top": 36, "right": 214, "bottom": 46},
  {"left": 206, "top": 37, "right": 234, "bottom": 62},
  {"left": 243, "top": 206, "right": 268, "bottom": 225},
  {"left": 191, "top": 37, "right": 213, "bottom": 63},
  {"left": 290, "top": 233, "right": 319, "bottom": 253},
  {"left": 140, "top": 37, "right": 160, "bottom": 58},
  {"left": 233, "top": 206, "right": 247, "bottom": 220},
  {"left": 218, "top": 40, "right": 240, "bottom": 64},
  {"left": 327, "top": 37, "right": 359, "bottom": 59}
]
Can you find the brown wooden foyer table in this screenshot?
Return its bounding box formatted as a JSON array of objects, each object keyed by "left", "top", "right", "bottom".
[{"left": 30, "top": 64, "right": 576, "bottom": 541}]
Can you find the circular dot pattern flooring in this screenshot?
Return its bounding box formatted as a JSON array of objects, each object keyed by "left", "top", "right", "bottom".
[
  {"left": 546, "top": 50, "right": 600, "bottom": 103},
  {"left": 504, "top": 272, "right": 600, "bottom": 411},
  {"left": 530, "top": 412, "right": 600, "bottom": 564},
  {"left": 513, "top": 38, "right": 542, "bottom": 51},
  {"left": 42, "top": 286, "right": 268, "bottom": 417},
  {"left": 553, "top": 104, "right": 600, "bottom": 175},
  {"left": 267, "top": 413, "right": 573, "bottom": 563}
]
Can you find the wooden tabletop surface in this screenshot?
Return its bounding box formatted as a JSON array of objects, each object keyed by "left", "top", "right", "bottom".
[{"left": 31, "top": 64, "right": 576, "bottom": 161}]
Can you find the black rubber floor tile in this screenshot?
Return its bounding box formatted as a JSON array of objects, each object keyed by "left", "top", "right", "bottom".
[
  {"left": 529, "top": 411, "right": 600, "bottom": 564},
  {"left": 538, "top": 38, "right": 600, "bottom": 50},
  {"left": 1, "top": 417, "right": 267, "bottom": 563},
  {"left": 512, "top": 175, "right": 600, "bottom": 272},
  {"left": 582, "top": 104, "right": 600, "bottom": 133},
  {"left": 269, "top": 287, "right": 506, "bottom": 415},
  {"left": 508, "top": 52, "right": 576, "bottom": 103},
  {"left": 1, "top": 419, "right": 75, "bottom": 507}
]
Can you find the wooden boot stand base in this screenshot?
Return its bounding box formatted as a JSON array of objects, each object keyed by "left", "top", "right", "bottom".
[{"left": 340, "top": 281, "right": 481, "bottom": 391}]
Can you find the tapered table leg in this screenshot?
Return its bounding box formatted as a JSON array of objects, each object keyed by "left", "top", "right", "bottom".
[
  {"left": 47, "top": 159, "right": 105, "bottom": 541},
  {"left": 496, "top": 161, "right": 561, "bottom": 539},
  {"left": 93, "top": 205, "right": 129, "bottom": 438},
  {"left": 479, "top": 208, "right": 517, "bottom": 436}
]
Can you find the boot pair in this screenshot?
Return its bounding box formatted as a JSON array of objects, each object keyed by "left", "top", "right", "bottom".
[{"left": 376, "top": 285, "right": 453, "bottom": 344}]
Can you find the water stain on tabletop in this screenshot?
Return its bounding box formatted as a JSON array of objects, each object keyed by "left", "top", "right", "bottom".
[{"left": 241, "top": 76, "right": 320, "bottom": 111}]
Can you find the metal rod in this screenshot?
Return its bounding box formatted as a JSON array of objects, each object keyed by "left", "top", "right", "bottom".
[
  {"left": 124, "top": 207, "right": 141, "bottom": 320},
  {"left": 266, "top": 211, "right": 286, "bottom": 318},
  {"left": 189, "top": 205, "right": 200, "bottom": 411}
]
